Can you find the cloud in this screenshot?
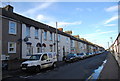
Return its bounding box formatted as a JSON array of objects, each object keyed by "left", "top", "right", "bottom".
[
  {"left": 23, "top": 1, "right": 55, "bottom": 15},
  {"left": 80, "top": 30, "right": 116, "bottom": 48},
  {"left": 58, "top": 21, "right": 82, "bottom": 27},
  {"left": 81, "top": 31, "right": 115, "bottom": 39},
  {"left": 104, "top": 24, "right": 116, "bottom": 27},
  {"left": 87, "top": 8, "right": 92, "bottom": 12},
  {"left": 45, "top": 21, "right": 82, "bottom": 28},
  {"left": 36, "top": 14, "right": 82, "bottom": 27},
  {"left": 105, "top": 5, "right": 118, "bottom": 12},
  {"left": 104, "top": 15, "right": 118, "bottom": 24},
  {"left": 96, "top": 29, "right": 101, "bottom": 32},
  {"left": 76, "top": 8, "right": 83, "bottom": 11},
  {"left": 76, "top": 8, "right": 92, "bottom": 12},
  {"left": 36, "top": 14, "right": 55, "bottom": 22}
]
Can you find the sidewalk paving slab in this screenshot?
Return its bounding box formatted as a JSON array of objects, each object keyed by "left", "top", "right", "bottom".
[{"left": 98, "top": 52, "right": 120, "bottom": 80}]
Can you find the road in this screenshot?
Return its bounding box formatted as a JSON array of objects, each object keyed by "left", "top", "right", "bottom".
[{"left": 2, "top": 52, "right": 108, "bottom": 81}]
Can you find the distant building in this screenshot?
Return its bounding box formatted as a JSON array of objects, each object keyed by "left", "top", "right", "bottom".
[{"left": 110, "top": 33, "right": 120, "bottom": 66}]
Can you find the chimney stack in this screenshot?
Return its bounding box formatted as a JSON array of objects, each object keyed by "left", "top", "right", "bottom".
[
  {"left": 64, "top": 31, "right": 72, "bottom": 35},
  {"left": 3, "top": 5, "right": 13, "bottom": 12},
  {"left": 73, "top": 35, "right": 80, "bottom": 38},
  {"left": 58, "top": 28, "right": 63, "bottom": 31}
]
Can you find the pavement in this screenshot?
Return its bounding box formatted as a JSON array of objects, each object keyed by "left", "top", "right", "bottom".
[{"left": 98, "top": 52, "right": 120, "bottom": 80}]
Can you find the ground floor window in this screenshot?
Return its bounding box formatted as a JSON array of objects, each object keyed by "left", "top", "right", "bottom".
[
  {"left": 26, "top": 44, "right": 33, "bottom": 55},
  {"left": 8, "top": 42, "right": 16, "bottom": 53},
  {"left": 50, "top": 45, "right": 53, "bottom": 52},
  {"left": 37, "top": 47, "right": 40, "bottom": 53}
]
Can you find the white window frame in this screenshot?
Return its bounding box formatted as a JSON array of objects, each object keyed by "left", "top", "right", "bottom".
[
  {"left": 58, "top": 34, "right": 60, "bottom": 41},
  {"left": 66, "top": 37, "right": 68, "bottom": 43},
  {"left": 9, "top": 21, "right": 17, "bottom": 35},
  {"left": 26, "top": 44, "right": 33, "bottom": 55},
  {"left": 26, "top": 26, "right": 30, "bottom": 37},
  {"left": 50, "top": 46, "right": 53, "bottom": 52},
  {"left": 8, "top": 42, "right": 16, "bottom": 53},
  {"left": 50, "top": 32, "right": 52, "bottom": 41},
  {"left": 35, "top": 29, "right": 39, "bottom": 38},
  {"left": 44, "top": 31, "right": 47, "bottom": 40}
]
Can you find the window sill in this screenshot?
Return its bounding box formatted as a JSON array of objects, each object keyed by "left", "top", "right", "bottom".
[
  {"left": 8, "top": 52, "right": 16, "bottom": 54},
  {"left": 26, "top": 36, "right": 31, "bottom": 38},
  {"left": 35, "top": 37, "right": 39, "bottom": 39},
  {"left": 44, "top": 39, "right": 47, "bottom": 41},
  {"left": 9, "top": 33, "right": 17, "bottom": 36}
]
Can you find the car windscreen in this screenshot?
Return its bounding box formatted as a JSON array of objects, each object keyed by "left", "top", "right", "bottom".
[
  {"left": 29, "top": 55, "right": 41, "bottom": 60},
  {"left": 67, "top": 54, "right": 76, "bottom": 57},
  {"left": 79, "top": 53, "right": 84, "bottom": 55}
]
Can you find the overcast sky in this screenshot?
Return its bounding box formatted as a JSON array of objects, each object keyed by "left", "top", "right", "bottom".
[{"left": 1, "top": 2, "right": 119, "bottom": 49}]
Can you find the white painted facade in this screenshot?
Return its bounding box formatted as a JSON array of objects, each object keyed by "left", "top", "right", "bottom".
[
  {"left": 71, "top": 39, "right": 76, "bottom": 53},
  {"left": 58, "top": 35, "right": 71, "bottom": 60},
  {"left": 79, "top": 42, "right": 85, "bottom": 53},
  {"left": 0, "top": 16, "right": 2, "bottom": 56},
  {"left": 22, "top": 24, "right": 42, "bottom": 59},
  {"left": 0, "top": 12, "right": 2, "bottom": 81},
  {"left": 22, "top": 23, "right": 71, "bottom": 61},
  {"left": 21, "top": 23, "right": 103, "bottom": 60}
]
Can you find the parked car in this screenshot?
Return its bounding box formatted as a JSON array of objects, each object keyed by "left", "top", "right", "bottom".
[
  {"left": 92, "top": 52, "right": 96, "bottom": 56},
  {"left": 65, "top": 53, "right": 78, "bottom": 62},
  {"left": 21, "top": 52, "right": 57, "bottom": 72},
  {"left": 89, "top": 52, "right": 94, "bottom": 56},
  {"left": 86, "top": 53, "right": 91, "bottom": 58},
  {"left": 77, "top": 53, "right": 86, "bottom": 59}
]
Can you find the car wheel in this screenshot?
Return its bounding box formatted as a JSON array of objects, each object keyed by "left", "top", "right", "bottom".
[
  {"left": 52, "top": 63, "right": 57, "bottom": 68},
  {"left": 36, "top": 66, "right": 41, "bottom": 72}
]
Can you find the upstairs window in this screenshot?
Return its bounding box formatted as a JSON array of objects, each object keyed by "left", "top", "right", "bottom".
[
  {"left": 44, "top": 31, "right": 47, "bottom": 40},
  {"left": 50, "top": 32, "right": 52, "bottom": 41},
  {"left": 26, "top": 27, "right": 30, "bottom": 37},
  {"left": 66, "top": 38, "right": 68, "bottom": 43},
  {"left": 58, "top": 34, "right": 60, "bottom": 41},
  {"left": 9, "top": 21, "right": 17, "bottom": 35},
  {"left": 35, "top": 29, "right": 39, "bottom": 39}
]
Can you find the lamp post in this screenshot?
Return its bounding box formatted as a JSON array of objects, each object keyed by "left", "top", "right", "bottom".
[
  {"left": 110, "top": 37, "right": 113, "bottom": 53},
  {"left": 108, "top": 42, "right": 109, "bottom": 51},
  {"left": 56, "top": 22, "right": 59, "bottom": 62}
]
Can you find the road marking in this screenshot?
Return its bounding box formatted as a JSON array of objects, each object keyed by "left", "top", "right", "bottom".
[
  {"left": 36, "top": 73, "right": 41, "bottom": 75},
  {"left": 20, "top": 75, "right": 32, "bottom": 78},
  {"left": 86, "top": 73, "right": 94, "bottom": 81},
  {"left": 86, "top": 59, "right": 107, "bottom": 81}
]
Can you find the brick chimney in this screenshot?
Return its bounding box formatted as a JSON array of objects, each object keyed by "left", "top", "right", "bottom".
[
  {"left": 3, "top": 5, "right": 13, "bottom": 12},
  {"left": 64, "top": 31, "right": 72, "bottom": 35},
  {"left": 58, "top": 28, "right": 63, "bottom": 31},
  {"left": 73, "top": 35, "right": 80, "bottom": 38}
]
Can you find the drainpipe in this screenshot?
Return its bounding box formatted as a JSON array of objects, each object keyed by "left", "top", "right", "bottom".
[
  {"left": 56, "top": 22, "right": 59, "bottom": 62},
  {"left": 54, "top": 33, "right": 55, "bottom": 52},
  {"left": 41, "top": 29, "right": 42, "bottom": 53}
]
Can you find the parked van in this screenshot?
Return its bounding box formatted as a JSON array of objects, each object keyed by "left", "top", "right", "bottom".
[{"left": 21, "top": 52, "right": 57, "bottom": 72}]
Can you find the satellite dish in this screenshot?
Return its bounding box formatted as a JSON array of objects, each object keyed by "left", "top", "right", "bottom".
[{"left": 24, "top": 37, "right": 29, "bottom": 42}]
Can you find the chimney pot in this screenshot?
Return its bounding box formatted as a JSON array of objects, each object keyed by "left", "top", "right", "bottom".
[
  {"left": 3, "top": 5, "right": 13, "bottom": 12},
  {"left": 58, "top": 28, "right": 63, "bottom": 31}
]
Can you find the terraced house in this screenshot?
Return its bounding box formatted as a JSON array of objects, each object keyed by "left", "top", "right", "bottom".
[{"left": 0, "top": 5, "right": 104, "bottom": 70}]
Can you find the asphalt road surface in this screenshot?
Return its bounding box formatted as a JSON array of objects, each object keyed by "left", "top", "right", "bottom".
[{"left": 2, "top": 52, "right": 108, "bottom": 81}]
